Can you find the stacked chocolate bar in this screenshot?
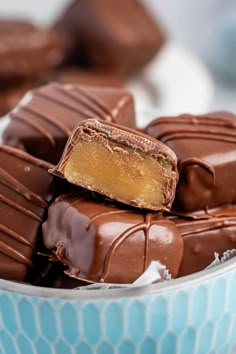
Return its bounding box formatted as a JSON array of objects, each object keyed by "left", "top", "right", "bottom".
[{"left": 145, "top": 112, "right": 236, "bottom": 276}]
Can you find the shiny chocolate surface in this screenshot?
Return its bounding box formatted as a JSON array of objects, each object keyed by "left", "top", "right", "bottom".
[
  {"left": 0, "top": 145, "right": 57, "bottom": 281},
  {"left": 43, "top": 194, "right": 183, "bottom": 283},
  {"left": 145, "top": 112, "right": 236, "bottom": 211}
]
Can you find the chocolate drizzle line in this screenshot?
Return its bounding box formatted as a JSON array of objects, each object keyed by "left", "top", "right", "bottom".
[
  {"left": 161, "top": 132, "right": 236, "bottom": 144},
  {"left": 10, "top": 83, "right": 121, "bottom": 148},
  {"left": 148, "top": 115, "right": 236, "bottom": 144},
  {"left": 0, "top": 145, "right": 52, "bottom": 270},
  {"left": 55, "top": 84, "right": 112, "bottom": 122},
  {"left": 11, "top": 111, "right": 55, "bottom": 146},
  {"left": 0, "top": 224, "right": 32, "bottom": 247},
  {"left": 148, "top": 115, "right": 236, "bottom": 129},
  {"left": 97, "top": 211, "right": 155, "bottom": 282},
  {"left": 0, "top": 240, "right": 33, "bottom": 267},
  {"left": 75, "top": 86, "right": 115, "bottom": 122},
  {"left": 180, "top": 217, "right": 236, "bottom": 236},
  {"left": 0, "top": 168, "right": 48, "bottom": 208},
  {"left": 0, "top": 194, "right": 42, "bottom": 222}
]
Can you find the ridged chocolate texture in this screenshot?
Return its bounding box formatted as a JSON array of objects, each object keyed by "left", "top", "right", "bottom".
[
  {"left": 51, "top": 119, "right": 178, "bottom": 210},
  {"left": 172, "top": 215, "right": 236, "bottom": 276},
  {"left": 42, "top": 194, "right": 183, "bottom": 283},
  {"left": 55, "top": 0, "right": 165, "bottom": 78},
  {"left": 3, "top": 82, "right": 136, "bottom": 164},
  {"left": 0, "top": 20, "right": 64, "bottom": 82},
  {"left": 145, "top": 112, "right": 236, "bottom": 211},
  {"left": 0, "top": 145, "right": 58, "bottom": 281}
]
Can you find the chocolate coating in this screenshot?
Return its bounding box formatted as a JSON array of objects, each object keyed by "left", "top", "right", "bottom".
[
  {"left": 0, "top": 145, "right": 59, "bottom": 281},
  {"left": 45, "top": 67, "right": 123, "bottom": 87},
  {"left": 55, "top": 0, "right": 165, "bottom": 78},
  {"left": 3, "top": 82, "right": 136, "bottom": 164},
  {"left": 0, "top": 20, "right": 64, "bottom": 81},
  {"left": 172, "top": 216, "right": 236, "bottom": 276},
  {"left": 42, "top": 194, "right": 183, "bottom": 283},
  {"left": 0, "top": 81, "right": 35, "bottom": 117},
  {"left": 145, "top": 112, "right": 236, "bottom": 211},
  {"left": 51, "top": 119, "right": 178, "bottom": 210}
]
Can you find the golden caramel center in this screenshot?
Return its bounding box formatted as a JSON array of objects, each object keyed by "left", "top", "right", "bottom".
[{"left": 63, "top": 138, "right": 173, "bottom": 209}]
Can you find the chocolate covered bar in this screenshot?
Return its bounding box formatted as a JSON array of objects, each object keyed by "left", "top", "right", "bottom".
[
  {"left": 0, "top": 20, "right": 64, "bottom": 82},
  {"left": 0, "top": 145, "right": 60, "bottom": 281},
  {"left": 3, "top": 82, "right": 136, "bottom": 164},
  {"left": 55, "top": 0, "right": 165, "bottom": 78},
  {"left": 51, "top": 119, "right": 178, "bottom": 210},
  {"left": 145, "top": 112, "right": 236, "bottom": 211},
  {"left": 42, "top": 194, "right": 183, "bottom": 283},
  {"left": 45, "top": 67, "right": 123, "bottom": 87},
  {"left": 172, "top": 216, "right": 236, "bottom": 276}
]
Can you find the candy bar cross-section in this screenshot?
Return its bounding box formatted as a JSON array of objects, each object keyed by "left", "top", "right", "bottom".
[
  {"left": 0, "top": 145, "right": 59, "bottom": 281},
  {"left": 51, "top": 119, "right": 178, "bottom": 211},
  {"left": 145, "top": 112, "right": 236, "bottom": 211},
  {"left": 42, "top": 194, "right": 183, "bottom": 283},
  {"left": 3, "top": 82, "right": 136, "bottom": 164}
]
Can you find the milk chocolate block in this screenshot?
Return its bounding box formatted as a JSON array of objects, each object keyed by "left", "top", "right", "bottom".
[
  {"left": 42, "top": 195, "right": 183, "bottom": 283},
  {"left": 0, "top": 20, "right": 64, "bottom": 82},
  {"left": 52, "top": 119, "right": 178, "bottom": 211},
  {"left": 173, "top": 216, "right": 236, "bottom": 276},
  {"left": 46, "top": 67, "right": 123, "bottom": 87},
  {"left": 145, "top": 112, "right": 236, "bottom": 211},
  {"left": 55, "top": 0, "right": 165, "bottom": 78},
  {"left": 3, "top": 82, "right": 136, "bottom": 164},
  {"left": 0, "top": 145, "right": 59, "bottom": 281}
]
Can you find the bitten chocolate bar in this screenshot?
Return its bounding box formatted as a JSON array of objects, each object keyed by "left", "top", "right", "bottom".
[
  {"left": 0, "top": 145, "right": 61, "bottom": 281},
  {"left": 55, "top": 0, "right": 165, "bottom": 78},
  {"left": 3, "top": 82, "right": 136, "bottom": 164},
  {"left": 42, "top": 194, "right": 183, "bottom": 283},
  {"left": 172, "top": 215, "right": 236, "bottom": 277},
  {"left": 51, "top": 119, "right": 178, "bottom": 211},
  {"left": 145, "top": 112, "right": 236, "bottom": 211}
]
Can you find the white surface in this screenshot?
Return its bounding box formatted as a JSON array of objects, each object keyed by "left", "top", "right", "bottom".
[{"left": 130, "top": 41, "right": 213, "bottom": 127}]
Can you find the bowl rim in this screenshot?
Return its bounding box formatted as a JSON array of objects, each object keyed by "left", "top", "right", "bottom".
[{"left": 0, "top": 258, "right": 235, "bottom": 300}]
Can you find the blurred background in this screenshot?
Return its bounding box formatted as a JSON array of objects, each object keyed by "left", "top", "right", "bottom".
[{"left": 1, "top": 0, "right": 236, "bottom": 114}]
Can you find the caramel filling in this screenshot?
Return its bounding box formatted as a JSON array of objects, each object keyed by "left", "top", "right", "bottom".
[{"left": 63, "top": 139, "right": 173, "bottom": 209}]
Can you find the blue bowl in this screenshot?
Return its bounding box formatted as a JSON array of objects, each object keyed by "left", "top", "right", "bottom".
[{"left": 1, "top": 259, "right": 236, "bottom": 354}]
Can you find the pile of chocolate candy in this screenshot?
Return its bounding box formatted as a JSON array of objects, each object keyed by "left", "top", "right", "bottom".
[{"left": 1, "top": 0, "right": 236, "bottom": 290}]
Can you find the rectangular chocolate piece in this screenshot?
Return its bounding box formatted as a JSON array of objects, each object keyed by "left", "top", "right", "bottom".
[
  {"left": 51, "top": 119, "right": 178, "bottom": 211},
  {"left": 55, "top": 0, "right": 165, "bottom": 78},
  {"left": 0, "top": 145, "right": 60, "bottom": 281},
  {"left": 3, "top": 82, "right": 136, "bottom": 164},
  {"left": 0, "top": 20, "right": 63, "bottom": 82},
  {"left": 145, "top": 112, "right": 236, "bottom": 211},
  {"left": 42, "top": 194, "right": 183, "bottom": 283},
  {"left": 171, "top": 216, "right": 236, "bottom": 277}
]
